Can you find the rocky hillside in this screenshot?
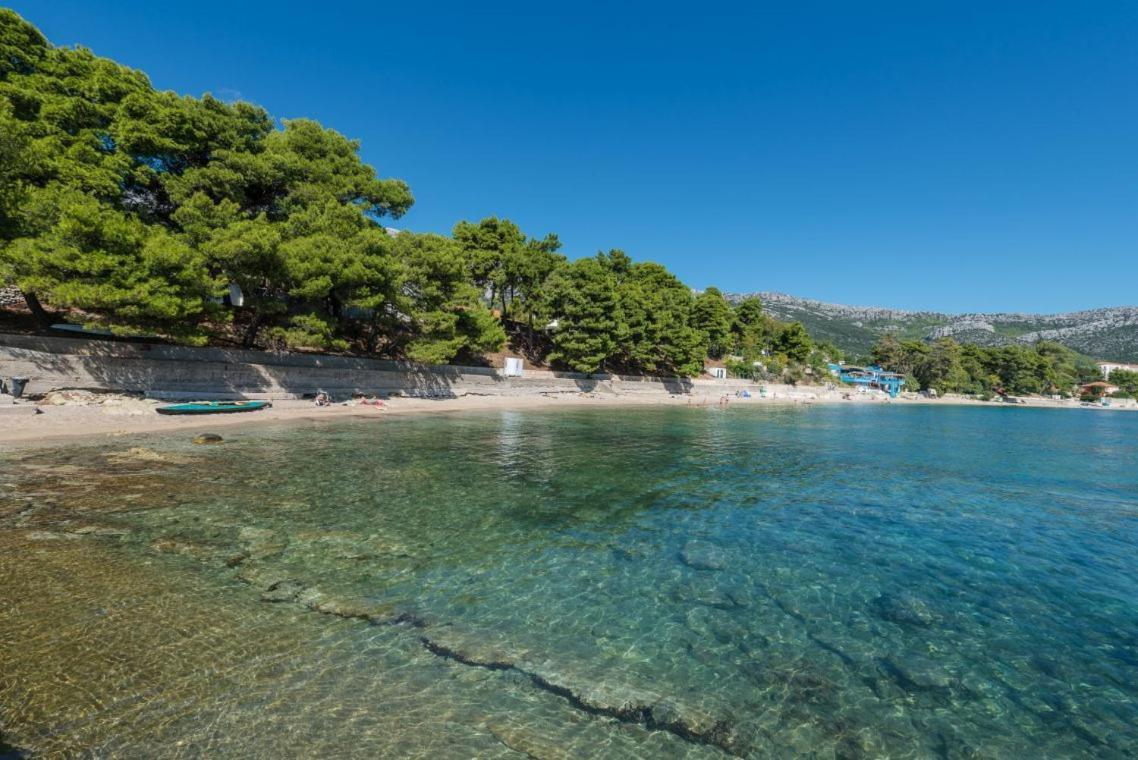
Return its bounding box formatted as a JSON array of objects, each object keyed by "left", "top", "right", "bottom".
[{"left": 727, "top": 292, "right": 1138, "bottom": 362}]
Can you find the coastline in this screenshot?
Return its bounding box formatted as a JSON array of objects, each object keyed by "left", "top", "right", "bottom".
[{"left": 1, "top": 387, "right": 1131, "bottom": 449}]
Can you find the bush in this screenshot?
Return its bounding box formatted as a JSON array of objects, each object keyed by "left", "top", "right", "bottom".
[
  {"left": 783, "top": 364, "right": 806, "bottom": 385},
  {"left": 725, "top": 358, "right": 756, "bottom": 380}
]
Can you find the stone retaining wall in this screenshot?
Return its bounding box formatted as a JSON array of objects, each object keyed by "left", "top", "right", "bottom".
[
  {"left": 0, "top": 334, "right": 763, "bottom": 400},
  {"left": 0, "top": 287, "right": 23, "bottom": 308}
]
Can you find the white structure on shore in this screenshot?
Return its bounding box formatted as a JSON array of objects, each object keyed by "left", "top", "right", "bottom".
[{"left": 1098, "top": 361, "right": 1138, "bottom": 378}]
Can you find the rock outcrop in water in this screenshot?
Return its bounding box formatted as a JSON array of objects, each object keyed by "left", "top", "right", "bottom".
[
  {"left": 883, "top": 653, "right": 954, "bottom": 691},
  {"left": 219, "top": 527, "right": 752, "bottom": 754},
  {"left": 872, "top": 591, "right": 938, "bottom": 627},
  {"left": 103, "top": 447, "right": 186, "bottom": 463},
  {"left": 680, "top": 540, "right": 729, "bottom": 571},
  {"left": 418, "top": 632, "right": 742, "bottom": 755}
]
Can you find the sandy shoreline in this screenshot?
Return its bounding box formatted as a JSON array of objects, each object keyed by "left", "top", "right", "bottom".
[
  {"left": 0, "top": 392, "right": 715, "bottom": 448},
  {"left": 0, "top": 387, "right": 1131, "bottom": 449}
]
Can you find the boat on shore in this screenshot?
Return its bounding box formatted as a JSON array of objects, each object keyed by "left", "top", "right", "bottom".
[{"left": 156, "top": 401, "right": 272, "bottom": 415}]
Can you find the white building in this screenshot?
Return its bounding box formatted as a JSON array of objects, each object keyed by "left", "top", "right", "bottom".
[{"left": 1098, "top": 361, "right": 1138, "bottom": 378}]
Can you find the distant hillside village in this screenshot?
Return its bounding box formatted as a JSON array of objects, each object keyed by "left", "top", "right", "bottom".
[{"left": 1, "top": 9, "right": 1133, "bottom": 404}]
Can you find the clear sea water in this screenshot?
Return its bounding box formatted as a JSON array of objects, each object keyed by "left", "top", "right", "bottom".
[{"left": 2, "top": 404, "right": 1137, "bottom": 758}]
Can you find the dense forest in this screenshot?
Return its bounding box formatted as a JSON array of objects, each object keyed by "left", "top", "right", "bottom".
[
  {"left": 0, "top": 10, "right": 831, "bottom": 377},
  {"left": 868, "top": 335, "right": 1103, "bottom": 398},
  {"left": 0, "top": 11, "right": 1107, "bottom": 396}
]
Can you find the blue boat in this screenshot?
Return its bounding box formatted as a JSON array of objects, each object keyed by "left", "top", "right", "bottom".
[{"left": 156, "top": 401, "right": 272, "bottom": 415}]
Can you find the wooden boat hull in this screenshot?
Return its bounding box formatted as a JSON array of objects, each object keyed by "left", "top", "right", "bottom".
[{"left": 156, "top": 401, "right": 272, "bottom": 415}]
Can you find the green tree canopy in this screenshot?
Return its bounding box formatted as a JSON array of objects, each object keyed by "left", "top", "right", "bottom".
[
  {"left": 0, "top": 10, "right": 414, "bottom": 346},
  {"left": 1109, "top": 368, "right": 1138, "bottom": 396},
  {"left": 0, "top": 9, "right": 195, "bottom": 330},
  {"left": 8, "top": 189, "right": 217, "bottom": 340},
  {"left": 691, "top": 287, "right": 733, "bottom": 359},
  {"left": 0, "top": 9, "right": 873, "bottom": 378},
  {"left": 545, "top": 257, "right": 622, "bottom": 373},
  {"left": 452, "top": 217, "right": 562, "bottom": 321},
  {"left": 872, "top": 334, "right": 908, "bottom": 372},
  {"left": 913, "top": 338, "right": 968, "bottom": 394},
  {"left": 734, "top": 296, "right": 763, "bottom": 326},
  {"left": 775, "top": 321, "right": 813, "bottom": 363},
  {"left": 731, "top": 296, "right": 767, "bottom": 359},
  {"left": 390, "top": 233, "right": 506, "bottom": 364},
  {"left": 612, "top": 260, "right": 705, "bottom": 376},
  {"left": 872, "top": 334, "right": 1099, "bottom": 396}
]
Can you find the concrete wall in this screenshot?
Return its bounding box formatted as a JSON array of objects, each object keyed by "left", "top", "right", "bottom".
[{"left": 0, "top": 333, "right": 764, "bottom": 400}]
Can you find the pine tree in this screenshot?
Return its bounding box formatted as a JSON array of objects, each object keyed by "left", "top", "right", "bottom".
[
  {"left": 691, "top": 287, "right": 733, "bottom": 359},
  {"left": 545, "top": 258, "right": 623, "bottom": 373}
]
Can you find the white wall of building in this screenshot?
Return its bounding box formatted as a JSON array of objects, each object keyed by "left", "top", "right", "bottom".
[{"left": 1098, "top": 362, "right": 1138, "bottom": 378}]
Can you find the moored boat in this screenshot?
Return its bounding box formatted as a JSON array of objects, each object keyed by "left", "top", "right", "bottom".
[{"left": 156, "top": 401, "right": 272, "bottom": 415}]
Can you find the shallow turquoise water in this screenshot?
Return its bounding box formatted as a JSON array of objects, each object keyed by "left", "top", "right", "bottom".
[{"left": 2, "top": 405, "right": 1137, "bottom": 757}]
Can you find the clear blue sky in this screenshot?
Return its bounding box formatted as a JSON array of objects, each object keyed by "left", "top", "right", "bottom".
[{"left": 10, "top": 1, "right": 1138, "bottom": 313}]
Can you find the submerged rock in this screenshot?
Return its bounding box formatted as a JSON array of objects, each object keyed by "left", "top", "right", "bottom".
[
  {"left": 673, "top": 579, "right": 739, "bottom": 610},
  {"left": 192, "top": 434, "right": 224, "bottom": 445},
  {"left": 224, "top": 552, "right": 248, "bottom": 568},
  {"left": 237, "top": 526, "right": 287, "bottom": 559},
  {"left": 873, "top": 591, "right": 937, "bottom": 627},
  {"left": 71, "top": 525, "right": 129, "bottom": 537},
  {"left": 680, "top": 540, "right": 728, "bottom": 571},
  {"left": 294, "top": 588, "right": 397, "bottom": 622},
  {"left": 235, "top": 565, "right": 292, "bottom": 590},
  {"left": 884, "top": 653, "right": 953, "bottom": 690},
  {"left": 416, "top": 629, "right": 751, "bottom": 755},
  {"left": 104, "top": 447, "right": 183, "bottom": 463},
  {"left": 261, "top": 579, "right": 305, "bottom": 602},
  {"left": 149, "top": 537, "right": 216, "bottom": 559},
  {"left": 24, "top": 530, "right": 81, "bottom": 541},
  {"left": 308, "top": 595, "right": 385, "bottom": 620}
]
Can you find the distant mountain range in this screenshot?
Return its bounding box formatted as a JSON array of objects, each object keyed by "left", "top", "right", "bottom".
[{"left": 725, "top": 292, "right": 1138, "bottom": 362}]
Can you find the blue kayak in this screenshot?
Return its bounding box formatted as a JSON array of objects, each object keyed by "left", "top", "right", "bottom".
[{"left": 156, "top": 401, "right": 272, "bottom": 415}]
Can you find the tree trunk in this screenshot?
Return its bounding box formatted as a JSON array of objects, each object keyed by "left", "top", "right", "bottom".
[
  {"left": 22, "top": 291, "right": 53, "bottom": 331},
  {"left": 242, "top": 311, "right": 263, "bottom": 348},
  {"left": 366, "top": 317, "right": 382, "bottom": 354}
]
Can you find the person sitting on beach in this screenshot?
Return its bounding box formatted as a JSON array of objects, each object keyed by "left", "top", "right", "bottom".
[{"left": 314, "top": 391, "right": 331, "bottom": 407}]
